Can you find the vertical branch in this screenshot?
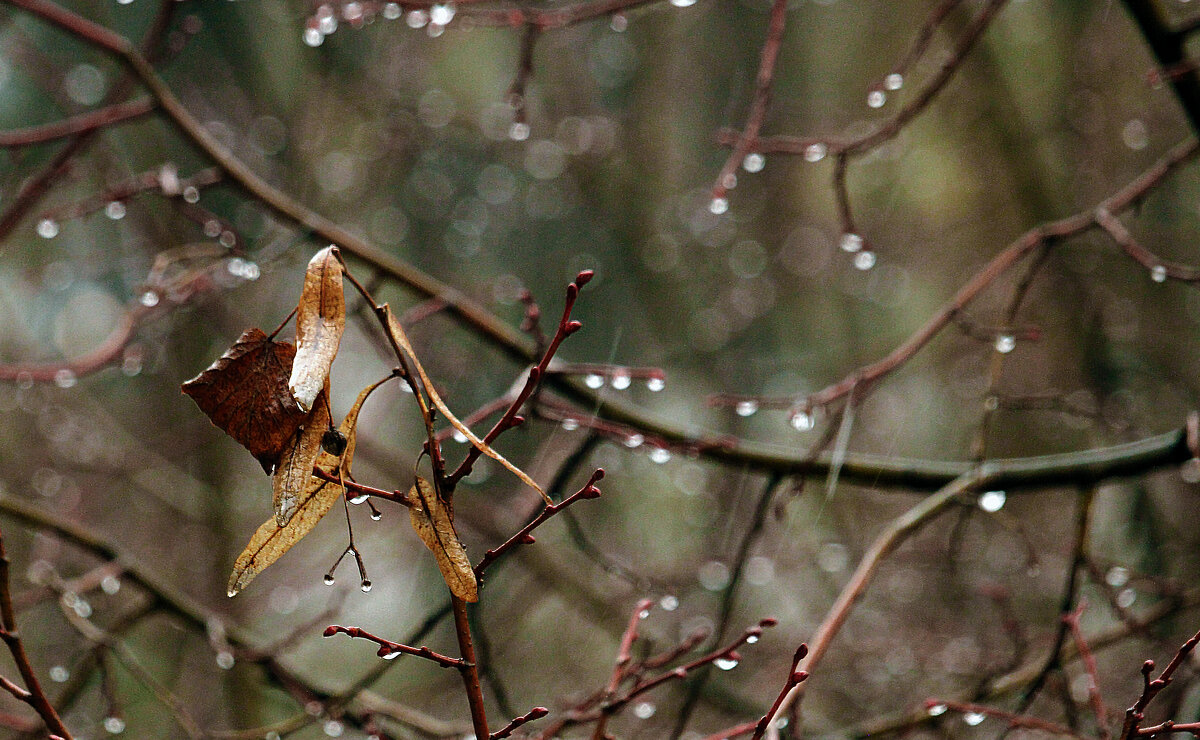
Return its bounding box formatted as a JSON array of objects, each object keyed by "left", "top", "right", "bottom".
[
  {"left": 0, "top": 530, "right": 73, "bottom": 739},
  {"left": 451, "top": 596, "right": 489, "bottom": 739}
]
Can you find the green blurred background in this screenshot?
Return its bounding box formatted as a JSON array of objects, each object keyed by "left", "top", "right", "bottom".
[{"left": 2, "top": 0, "right": 1200, "bottom": 737}]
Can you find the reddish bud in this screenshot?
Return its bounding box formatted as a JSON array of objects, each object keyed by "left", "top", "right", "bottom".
[
  {"left": 1143, "top": 660, "right": 1156, "bottom": 674},
  {"left": 564, "top": 320, "right": 583, "bottom": 334},
  {"left": 794, "top": 644, "right": 809, "bottom": 661},
  {"left": 575, "top": 269, "right": 594, "bottom": 286},
  {"left": 520, "top": 534, "right": 536, "bottom": 544},
  {"left": 791, "top": 670, "right": 808, "bottom": 684},
  {"left": 673, "top": 667, "right": 688, "bottom": 678},
  {"left": 759, "top": 617, "right": 779, "bottom": 628},
  {"left": 377, "top": 646, "right": 393, "bottom": 658},
  {"left": 323, "top": 626, "right": 339, "bottom": 637},
  {"left": 529, "top": 707, "right": 550, "bottom": 718},
  {"left": 580, "top": 486, "right": 601, "bottom": 499}
]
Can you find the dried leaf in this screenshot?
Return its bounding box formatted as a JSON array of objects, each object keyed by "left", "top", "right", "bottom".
[
  {"left": 289, "top": 246, "right": 345, "bottom": 412},
  {"left": 181, "top": 328, "right": 307, "bottom": 474},
  {"left": 228, "top": 377, "right": 388, "bottom": 596},
  {"left": 273, "top": 385, "right": 331, "bottom": 527},
  {"left": 408, "top": 476, "right": 478, "bottom": 602},
  {"left": 383, "top": 305, "right": 548, "bottom": 503}
]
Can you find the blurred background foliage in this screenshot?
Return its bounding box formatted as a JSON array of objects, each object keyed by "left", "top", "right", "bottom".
[{"left": 2, "top": 0, "right": 1200, "bottom": 737}]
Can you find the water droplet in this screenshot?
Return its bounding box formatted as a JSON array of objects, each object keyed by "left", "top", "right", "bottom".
[
  {"left": 323, "top": 574, "right": 335, "bottom": 585},
  {"left": 721, "top": 173, "right": 737, "bottom": 190},
  {"left": 714, "top": 657, "right": 739, "bottom": 671},
  {"left": 1181, "top": 457, "right": 1200, "bottom": 483},
  {"left": 429, "top": 2, "right": 455, "bottom": 24},
  {"left": 790, "top": 410, "right": 814, "bottom": 431},
  {"left": 584, "top": 373, "right": 604, "bottom": 389},
  {"left": 383, "top": 649, "right": 401, "bottom": 659},
  {"left": 1151, "top": 264, "right": 1168, "bottom": 283},
  {"left": 49, "top": 665, "right": 69, "bottom": 682},
  {"left": 735, "top": 400, "right": 758, "bottom": 417},
  {"left": 638, "top": 608, "right": 651, "bottom": 619},
  {"left": 405, "top": 9, "right": 429, "bottom": 27},
  {"left": 54, "top": 369, "right": 77, "bottom": 388},
  {"left": 624, "top": 433, "right": 644, "bottom": 448},
  {"left": 215, "top": 650, "right": 235, "bottom": 669},
  {"left": 349, "top": 493, "right": 369, "bottom": 505},
  {"left": 804, "top": 143, "right": 827, "bottom": 162},
  {"left": 360, "top": 580, "right": 373, "bottom": 592},
  {"left": 104, "top": 716, "right": 126, "bottom": 734},
  {"left": 746, "top": 634, "right": 759, "bottom": 644},
  {"left": 994, "top": 334, "right": 1016, "bottom": 354},
  {"left": 867, "top": 89, "right": 887, "bottom": 108},
  {"left": 382, "top": 2, "right": 401, "bottom": 19},
  {"left": 978, "top": 490, "right": 1006, "bottom": 513},
  {"left": 646, "top": 376, "right": 665, "bottom": 392},
  {"left": 561, "top": 417, "right": 580, "bottom": 431},
  {"left": 964, "top": 712, "right": 986, "bottom": 726},
  {"left": 927, "top": 703, "right": 947, "bottom": 717},
  {"left": 37, "top": 218, "right": 59, "bottom": 239},
  {"left": 101, "top": 575, "right": 121, "bottom": 594},
  {"left": 303, "top": 25, "right": 324, "bottom": 45},
  {"left": 1105, "top": 566, "right": 1130, "bottom": 588},
  {"left": 105, "top": 201, "right": 126, "bottom": 220},
  {"left": 610, "top": 13, "right": 627, "bottom": 31},
  {"left": 509, "top": 121, "right": 531, "bottom": 141},
  {"left": 853, "top": 250, "right": 876, "bottom": 270},
  {"left": 649, "top": 447, "right": 671, "bottom": 464},
  {"left": 182, "top": 186, "right": 200, "bottom": 203},
  {"left": 698, "top": 560, "right": 730, "bottom": 590},
  {"left": 323, "top": 719, "right": 344, "bottom": 737},
  {"left": 840, "top": 233, "right": 863, "bottom": 253},
  {"left": 709, "top": 197, "right": 729, "bottom": 215},
  {"left": 659, "top": 594, "right": 679, "bottom": 611},
  {"left": 73, "top": 599, "right": 92, "bottom": 618},
  {"left": 426, "top": 21, "right": 445, "bottom": 37},
  {"left": 633, "top": 702, "right": 656, "bottom": 719},
  {"left": 370, "top": 510, "right": 382, "bottom": 521},
  {"left": 1117, "top": 587, "right": 1137, "bottom": 608},
  {"left": 610, "top": 371, "right": 631, "bottom": 390},
  {"left": 342, "top": 1, "right": 362, "bottom": 22},
  {"left": 453, "top": 431, "right": 468, "bottom": 444},
  {"left": 139, "top": 290, "right": 159, "bottom": 307},
  {"left": 742, "top": 153, "right": 765, "bottom": 173},
  {"left": 670, "top": 0, "right": 696, "bottom": 7},
  {"left": 318, "top": 14, "right": 337, "bottom": 34},
  {"left": 884, "top": 73, "right": 904, "bottom": 91},
  {"left": 203, "top": 219, "right": 221, "bottom": 238},
  {"left": 219, "top": 230, "right": 236, "bottom": 248}
]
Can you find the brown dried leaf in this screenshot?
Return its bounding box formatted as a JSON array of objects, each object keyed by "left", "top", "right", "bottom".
[
  {"left": 273, "top": 384, "right": 330, "bottom": 527},
  {"left": 289, "top": 246, "right": 345, "bottom": 412},
  {"left": 408, "top": 476, "right": 478, "bottom": 602},
  {"left": 181, "top": 328, "right": 307, "bottom": 474},
  {"left": 228, "top": 377, "right": 388, "bottom": 596},
  {"left": 383, "top": 305, "right": 548, "bottom": 503}
]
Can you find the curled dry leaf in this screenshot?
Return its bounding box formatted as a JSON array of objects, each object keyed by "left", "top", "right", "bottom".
[
  {"left": 273, "top": 384, "right": 331, "bottom": 527},
  {"left": 289, "top": 246, "right": 345, "bottom": 412},
  {"left": 408, "top": 476, "right": 478, "bottom": 602},
  {"left": 181, "top": 328, "right": 307, "bottom": 474},
  {"left": 383, "top": 305, "right": 549, "bottom": 504},
  {"left": 228, "top": 376, "right": 387, "bottom": 596}
]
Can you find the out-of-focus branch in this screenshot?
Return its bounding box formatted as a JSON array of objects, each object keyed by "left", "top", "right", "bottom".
[{"left": 0, "top": 97, "right": 155, "bottom": 147}]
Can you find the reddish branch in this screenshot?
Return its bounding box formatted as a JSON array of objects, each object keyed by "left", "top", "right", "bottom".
[
  {"left": 924, "top": 699, "right": 1085, "bottom": 738},
  {"left": 322, "top": 625, "right": 467, "bottom": 669},
  {"left": 446, "top": 269, "right": 592, "bottom": 488},
  {"left": 1064, "top": 604, "right": 1112, "bottom": 740},
  {"left": 1119, "top": 628, "right": 1200, "bottom": 740},
  {"left": 0, "top": 530, "right": 73, "bottom": 738},
  {"left": 0, "top": 97, "right": 155, "bottom": 147},
  {"left": 748, "top": 644, "right": 808, "bottom": 740},
  {"left": 490, "top": 706, "right": 549, "bottom": 739},
  {"left": 474, "top": 469, "right": 604, "bottom": 577},
  {"left": 711, "top": 0, "right": 789, "bottom": 205}
]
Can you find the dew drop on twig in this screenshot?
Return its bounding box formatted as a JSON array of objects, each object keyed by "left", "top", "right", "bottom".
[
  {"left": 867, "top": 89, "right": 887, "bottom": 108},
  {"left": 1151, "top": 264, "right": 1168, "bottom": 283},
  {"left": 709, "top": 197, "right": 729, "bottom": 215},
  {"left": 323, "top": 573, "right": 335, "bottom": 585},
  {"left": 37, "top": 218, "right": 59, "bottom": 239},
  {"left": 839, "top": 233, "right": 863, "bottom": 253},
  {"left": 994, "top": 334, "right": 1016, "bottom": 354},
  {"left": 804, "top": 143, "right": 827, "bottom": 162},
  {"left": 853, "top": 251, "right": 876, "bottom": 270},
  {"left": 646, "top": 376, "right": 665, "bottom": 392},
  {"left": 790, "top": 410, "right": 814, "bottom": 431},
  {"left": 884, "top": 73, "right": 904, "bottom": 91},
  {"left": 742, "top": 153, "right": 765, "bottom": 173},
  {"left": 735, "top": 400, "right": 758, "bottom": 417}
]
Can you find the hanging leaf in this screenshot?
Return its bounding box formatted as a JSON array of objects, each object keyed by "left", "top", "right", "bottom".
[
  {"left": 181, "top": 328, "right": 307, "bottom": 474},
  {"left": 228, "top": 376, "right": 388, "bottom": 596},
  {"left": 289, "top": 246, "right": 345, "bottom": 412},
  {"left": 273, "top": 385, "right": 331, "bottom": 527},
  {"left": 383, "top": 305, "right": 549, "bottom": 504},
  {"left": 408, "top": 476, "right": 478, "bottom": 602}
]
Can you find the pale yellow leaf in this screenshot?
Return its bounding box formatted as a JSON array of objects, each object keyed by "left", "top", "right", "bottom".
[
  {"left": 229, "top": 377, "right": 389, "bottom": 596},
  {"left": 383, "top": 305, "right": 548, "bottom": 503},
  {"left": 408, "top": 476, "right": 478, "bottom": 602},
  {"left": 289, "top": 246, "right": 345, "bottom": 412},
  {"left": 273, "top": 386, "right": 331, "bottom": 527}
]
